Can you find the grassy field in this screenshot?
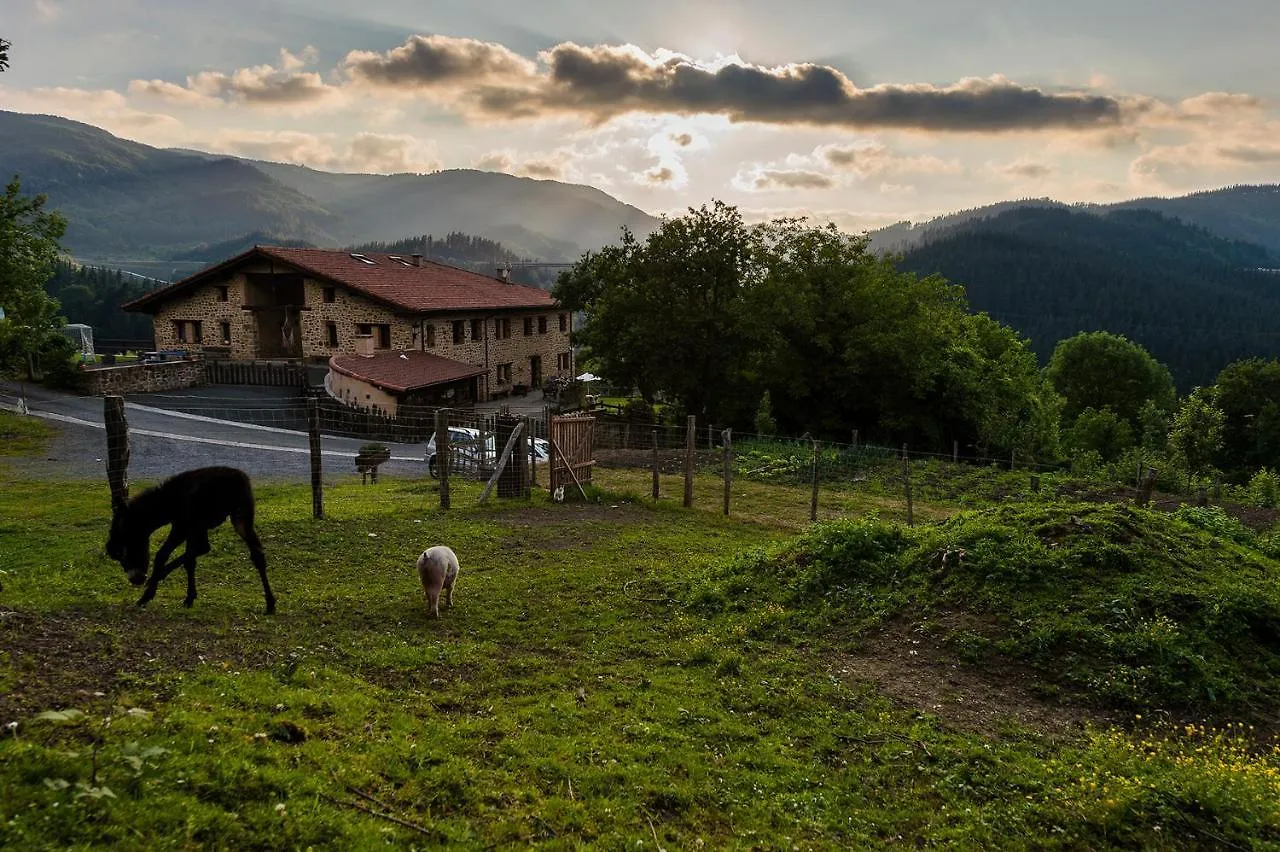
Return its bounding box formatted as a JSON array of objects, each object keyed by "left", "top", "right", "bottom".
[{"left": 3, "top": 411, "right": 1280, "bottom": 848}]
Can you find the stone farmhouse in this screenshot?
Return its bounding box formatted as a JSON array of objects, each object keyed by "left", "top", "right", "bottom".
[{"left": 123, "top": 246, "right": 574, "bottom": 412}]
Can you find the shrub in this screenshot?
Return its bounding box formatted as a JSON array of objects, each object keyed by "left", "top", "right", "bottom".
[
  {"left": 1248, "top": 467, "right": 1280, "bottom": 508},
  {"left": 622, "top": 399, "right": 654, "bottom": 422},
  {"left": 753, "top": 391, "right": 777, "bottom": 437}
]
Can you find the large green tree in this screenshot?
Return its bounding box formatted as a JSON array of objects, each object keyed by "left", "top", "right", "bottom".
[
  {"left": 555, "top": 201, "right": 766, "bottom": 422},
  {"left": 558, "top": 203, "right": 1060, "bottom": 456},
  {"left": 1045, "top": 331, "right": 1176, "bottom": 428},
  {"left": 1169, "top": 387, "right": 1225, "bottom": 487},
  {"left": 0, "top": 175, "right": 72, "bottom": 378},
  {"left": 1211, "top": 358, "right": 1280, "bottom": 480}
]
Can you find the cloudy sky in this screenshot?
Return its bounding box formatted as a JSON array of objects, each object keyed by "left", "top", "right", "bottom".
[{"left": 3, "top": 0, "right": 1279, "bottom": 230}]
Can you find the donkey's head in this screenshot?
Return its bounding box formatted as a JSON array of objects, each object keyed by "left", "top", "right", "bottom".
[{"left": 106, "top": 505, "right": 149, "bottom": 586}]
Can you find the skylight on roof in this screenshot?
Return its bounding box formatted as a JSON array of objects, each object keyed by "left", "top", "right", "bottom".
[
  {"left": 349, "top": 253, "right": 376, "bottom": 265},
  {"left": 387, "top": 256, "right": 415, "bottom": 267}
]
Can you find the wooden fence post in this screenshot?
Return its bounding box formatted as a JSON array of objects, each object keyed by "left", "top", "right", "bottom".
[
  {"left": 810, "top": 439, "right": 821, "bottom": 522},
  {"left": 903, "top": 443, "right": 914, "bottom": 526},
  {"left": 684, "top": 415, "right": 696, "bottom": 508},
  {"left": 722, "top": 428, "right": 733, "bottom": 516},
  {"left": 707, "top": 422, "right": 713, "bottom": 451},
  {"left": 480, "top": 421, "right": 525, "bottom": 505},
  {"left": 953, "top": 440, "right": 959, "bottom": 464},
  {"left": 307, "top": 396, "right": 324, "bottom": 519},
  {"left": 104, "top": 395, "right": 130, "bottom": 513},
  {"left": 1137, "top": 468, "right": 1158, "bottom": 506},
  {"left": 651, "top": 429, "right": 660, "bottom": 500},
  {"left": 527, "top": 416, "right": 536, "bottom": 494},
  {"left": 435, "top": 409, "right": 451, "bottom": 510}
]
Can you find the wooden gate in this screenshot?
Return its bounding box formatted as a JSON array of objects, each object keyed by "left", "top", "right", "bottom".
[{"left": 550, "top": 415, "right": 595, "bottom": 494}]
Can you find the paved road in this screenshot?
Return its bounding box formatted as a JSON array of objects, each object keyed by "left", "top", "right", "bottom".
[{"left": 0, "top": 381, "right": 429, "bottom": 482}]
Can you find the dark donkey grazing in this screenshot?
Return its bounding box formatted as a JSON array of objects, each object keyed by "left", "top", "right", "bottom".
[{"left": 106, "top": 466, "right": 276, "bottom": 614}]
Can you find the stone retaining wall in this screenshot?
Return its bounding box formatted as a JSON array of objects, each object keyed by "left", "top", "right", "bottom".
[{"left": 77, "top": 360, "right": 206, "bottom": 396}]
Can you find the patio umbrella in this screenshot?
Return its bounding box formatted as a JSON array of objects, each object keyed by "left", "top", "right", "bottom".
[{"left": 576, "top": 372, "right": 601, "bottom": 383}]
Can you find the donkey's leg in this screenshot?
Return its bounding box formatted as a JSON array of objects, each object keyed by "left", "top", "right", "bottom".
[
  {"left": 137, "top": 527, "right": 188, "bottom": 608},
  {"left": 233, "top": 518, "right": 275, "bottom": 615},
  {"left": 182, "top": 530, "right": 212, "bottom": 608},
  {"left": 152, "top": 527, "right": 184, "bottom": 577}
]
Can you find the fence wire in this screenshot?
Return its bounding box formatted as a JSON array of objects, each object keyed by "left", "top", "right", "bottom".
[{"left": 0, "top": 385, "right": 1229, "bottom": 526}]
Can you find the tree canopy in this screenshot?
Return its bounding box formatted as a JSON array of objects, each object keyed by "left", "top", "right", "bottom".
[
  {"left": 0, "top": 175, "right": 72, "bottom": 377},
  {"left": 556, "top": 202, "right": 1060, "bottom": 458},
  {"left": 1211, "top": 358, "right": 1280, "bottom": 480},
  {"left": 1045, "top": 331, "right": 1176, "bottom": 428}
]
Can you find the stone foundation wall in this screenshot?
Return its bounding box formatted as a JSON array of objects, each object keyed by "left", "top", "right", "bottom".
[{"left": 78, "top": 360, "right": 206, "bottom": 396}]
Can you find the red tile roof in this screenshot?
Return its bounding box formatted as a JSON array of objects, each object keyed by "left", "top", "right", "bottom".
[
  {"left": 330, "top": 350, "right": 486, "bottom": 394},
  {"left": 123, "top": 246, "right": 560, "bottom": 313}
]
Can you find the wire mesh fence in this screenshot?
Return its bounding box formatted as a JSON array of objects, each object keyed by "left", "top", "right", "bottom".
[{"left": 0, "top": 383, "right": 1242, "bottom": 528}]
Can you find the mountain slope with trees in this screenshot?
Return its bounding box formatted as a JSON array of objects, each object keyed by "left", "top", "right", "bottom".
[
  {"left": 0, "top": 110, "right": 657, "bottom": 262},
  {"left": 897, "top": 206, "right": 1280, "bottom": 389}
]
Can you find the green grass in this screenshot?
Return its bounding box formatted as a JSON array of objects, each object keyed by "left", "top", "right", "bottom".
[
  {"left": 695, "top": 502, "right": 1280, "bottom": 712},
  {"left": 3, "top": 456, "right": 1280, "bottom": 847},
  {"left": 0, "top": 411, "right": 55, "bottom": 458}
]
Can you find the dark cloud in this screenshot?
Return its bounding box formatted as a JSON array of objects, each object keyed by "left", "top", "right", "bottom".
[
  {"left": 474, "top": 150, "right": 567, "bottom": 179},
  {"left": 521, "top": 160, "right": 565, "bottom": 179},
  {"left": 642, "top": 166, "right": 676, "bottom": 184},
  {"left": 1001, "top": 161, "right": 1054, "bottom": 178},
  {"left": 189, "top": 67, "right": 335, "bottom": 105},
  {"left": 342, "top": 36, "right": 1126, "bottom": 132},
  {"left": 749, "top": 169, "right": 836, "bottom": 190},
  {"left": 1216, "top": 144, "right": 1280, "bottom": 163},
  {"left": 344, "top": 34, "right": 534, "bottom": 87}
]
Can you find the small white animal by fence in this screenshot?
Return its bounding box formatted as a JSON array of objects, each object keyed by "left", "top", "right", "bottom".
[{"left": 416, "top": 545, "right": 460, "bottom": 619}]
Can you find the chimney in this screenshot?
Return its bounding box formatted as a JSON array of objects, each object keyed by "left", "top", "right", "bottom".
[
  {"left": 355, "top": 335, "right": 375, "bottom": 357},
  {"left": 499, "top": 265, "right": 511, "bottom": 282},
  {"left": 411, "top": 253, "right": 422, "bottom": 267}
]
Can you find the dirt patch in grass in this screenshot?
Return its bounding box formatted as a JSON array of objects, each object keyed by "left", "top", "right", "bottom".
[
  {"left": 498, "top": 502, "right": 657, "bottom": 527},
  {"left": 1060, "top": 484, "right": 1280, "bottom": 531},
  {"left": 830, "top": 620, "right": 1117, "bottom": 739},
  {"left": 0, "top": 608, "right": 282, "bottom": 719}
]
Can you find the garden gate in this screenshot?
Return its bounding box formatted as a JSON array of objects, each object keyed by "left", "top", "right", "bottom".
[{"left": 549, "top": 414, "right": 596, "bottom": 495}]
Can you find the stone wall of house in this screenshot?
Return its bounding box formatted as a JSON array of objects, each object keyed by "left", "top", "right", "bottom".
[
  {"left": 146, "top": 262, "right": 575, "bottom": 401},
  {"left": 151, "top": 272, "right": 255, "bottom": 356},
  {"left": 78, "top": 360, "right": 206, "bottom": 396},
  {"left": 460, "top": 313, "right": 573, "bottom": 394},
  {"left": 300, "top": 277, "right": 415, "bottom": 357}
]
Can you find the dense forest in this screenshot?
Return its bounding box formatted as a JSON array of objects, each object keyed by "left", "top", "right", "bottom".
[
  {"left": 349, "top": 232, "right": 566, "bottom": 289},
  {"left": 898, "top": 206, "right": 1280, "bottom": 389},
  {"left": 42, "top": 261, "right": 155, "bottom": 343}
]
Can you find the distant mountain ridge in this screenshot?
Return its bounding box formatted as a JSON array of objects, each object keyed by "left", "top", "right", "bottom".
[
  {"left": 897, "top": 205, "right": 1280, "bottom": 389},
  {"left": 0, "top": 110, "right": 658, "bottom": 262},
  {"left": 869, "top": 185, "right": 1280, "bottom": 256}
]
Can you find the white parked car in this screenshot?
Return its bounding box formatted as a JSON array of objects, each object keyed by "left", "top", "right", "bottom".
[{"left": 426, "top": 428, "right": 550, "bottom": 478}]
